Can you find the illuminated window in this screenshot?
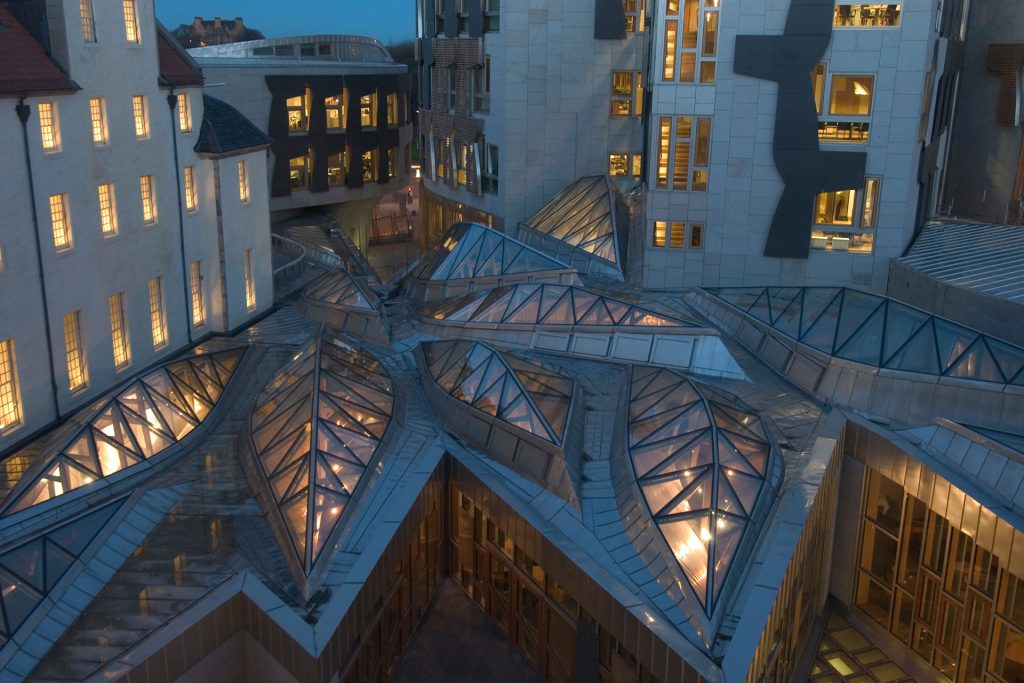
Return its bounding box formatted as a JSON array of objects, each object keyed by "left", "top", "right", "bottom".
[
  {"left": 693, "top": 117, "right": 711, "bottom": 191},
  {"left": 132, "top": 95, "right": 149, "bottom": 138},
  {"left": 123, "top": 0, "right": 139, "bottom": 43},
  {"left": 80, "top": 0, "right": 96, "bottom": 42},
  {"left": 653, "top": 221, "right": 667, "bottom": 247},
  {"left": 327, "top": 151, "right": 347, "bottom": 186},
  {"left": 89, "top": 97, "right": 108, "bottom": 145},
  {"left": 325, "top": 95, "right": 343, "bottom": 129},
  {"left": 98, "top": 183, "right": 118, "bottom": 236},
  {"left": 811, "top": 177, "right": 880, "bottom": 253},
  {"left": 862, "top": 177, "right": 879, "bottom": 228},
  {"left": 63, "top": 310, "right": 88, "bottom": 391},
  {"left": 0, "top": 339, "right": 22, "bottom": 433},
  {"left": 656, "top": 117, "right": 671, "bottom": 189},
  {"left": 244, "top": 249, "right": 256, "bottom": 312},
  {"left": 669, "top": 221, "right": 686, "bottom": 248},
  {"left": 147, "top": 277, "right": 167, "bottom": 348},
  {"left": 611, "top": 72, "right": 635, "bottom": 116},
  {"left": 189, "top": 260, "right": 205, "bottom": 327},
  {"left": 834, "top": 4, "right": 901, "bottom": 27},
  {"left": 829, "top": 75, "right": 875, "bottom": 116},
  {"left": 673, "top": 116, "right": 691, "bottom": 190},
  {"left": 816, "top": 189, "right": 857, "bottom": 226},
  {"left": 49, "top": 193, "right": 72, "bottom": 250},
  {"left": 38, "top": 102, "right": 61, "bottom": 152},
  {"left": 363, "top": 149, "right": 377, "bottom": 182},
  {"left": 237, "top": 161, "right": 250, "bottom": 204},
  {"left": 108, "top": 292, "right": 131, "bottom": 370},
  {"left": 609, "top": 154, "right": 629, "bottom": 176},
  {"left": 286, "top": 93, "right": 308, "bottom": 132},
  {"left": 139, "top": 175, "right": 157, "bottom": 224},
  {"left": 662, "top": 20, "right": 677, "bottom": 80},
  {"left": 289, "top": 155, "right": 309, "bottom": 188},
  {"left": 178, "top": 92, "right": 192, "bottom": 132},
  {"left": 361, "top": 93, "right": 377, "bottom": 128},
  {"left": 183, "top": 165, "right": 198, "bottom": 212},
  {"left": 387, "top": 93, "right": 398, "bottom": 125}
]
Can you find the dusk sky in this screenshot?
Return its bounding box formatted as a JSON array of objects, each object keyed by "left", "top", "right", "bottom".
[{"left": 155, "top": 0, "right": 417, "bottom": 44}]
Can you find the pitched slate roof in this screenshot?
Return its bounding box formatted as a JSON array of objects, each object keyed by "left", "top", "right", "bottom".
[
  {"left": 157, "top": 25, "right": 203, "bottom": 87},
  {"left": 194, "top": 94, "right": 271, "bottom": 154},
  {"left": 0, "top": 6, "right": 74, "bottom": 96}
]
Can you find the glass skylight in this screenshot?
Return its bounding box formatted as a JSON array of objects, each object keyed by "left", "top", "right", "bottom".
[
  {"left": 710, "top": 287, "right": 1024, "bottom": 385},
  {"left": 0, "top": 499, "right": 124, "bottom": 645},
  {"left": 247, "top": 330, "right": 393, "bottom": 572},
  {"left": 520, "top": 176, "right": 627, "bottom": 266},
  {"left": 416, "top": 222, "right": 571, "bottom": 281},
  {"left": 627, "top": 366, "right": 779, "bottom": 614},
  {"left": 7, "top": 348, "right": 246, "bottom": 513},
  {"left": 303, "top": 270, "right": 376, "bottom": 310},
  {"left": 423, "top": 284, "right": 695, "bottom": 327},
  {"left": 421, "top": 340, "right": 573, "bottom": 444}
]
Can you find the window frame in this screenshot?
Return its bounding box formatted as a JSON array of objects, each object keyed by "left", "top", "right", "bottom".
[
  {"left": 189, "top": 260, "right": 206, "bottom": 328},
  {"left": 80, "top": 0, "right": 96, "bottom": 42},
  {"left": 89, "top": 97, "right": 109, "bottom": 146},
  {"left": 178, "top": 92, "right": 193, "bottom": 133},
  {"left": 133, "top": 94, "right": 150, "bottom": 139},
  {"left": 147, "top": 276, "right": 167, "bottom": 349},
  {"left": 63, "top": 310, "right": 89, "bottom": 392},
  {"left": 123, "top": 0, "right": 140, "bottom": 44},
  {"left": 140, "top": 175, "right": 158, "bottom": 224},
  {"left": 0, "top": 339, "right": 23, "bottom": 434},
  {"left": 183, "top": 165, "right": 198, "bottom": 212},
  {"left": 108, "top": 292, "right": 131, "bottom": 370},
  {"left": 238, "top": 160, "right": 250, "bottom": 204},
  {"left": 98, "top": 183, "right": 119, "bottom": 237},
  {"left": 38, "top": 102, "right": 61, "bottom": 153},
  {"left": 243, "top": 249, "right": 257, "bottom": 312},
  {"left": 49, "top": 193, "right": 73, "bottom": 251}
]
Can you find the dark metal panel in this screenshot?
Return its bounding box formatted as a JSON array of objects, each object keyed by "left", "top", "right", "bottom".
[
  {"left": 735, "top": 0, "right": 867, "bottom": 259},
  {"left": 594, "top": 0, "right": 627, "bottom": 40},
  {"left": 468, "top": 0, "right": 483, "bottom": 37},
  {"left": 444, "top": 0, "right": 458, "bottom": 38}
]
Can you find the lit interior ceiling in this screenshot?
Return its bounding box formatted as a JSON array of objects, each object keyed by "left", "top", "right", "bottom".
[
  {"left": 627, "top": 365, "right": 780, "bottom": 614},
  {"left": 246, "top": 329, "right": 393, "bottom": 572},
  {"left": 421, "top": 340, "right": 573, "bottom": 444},
  {"left": 423, "top": 283, "right": 696, "bottom": 327},
  {"left": 6, "top": 348, "right": 246, "bottom": 513},
  {"left": 710, "top": 287, "right": 1024, "bottom": 384}
]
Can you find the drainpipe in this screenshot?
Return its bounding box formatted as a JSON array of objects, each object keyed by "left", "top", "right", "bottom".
[
  {"left": 168, "top": 91, "right": 194, "bottom": 344},
  {"left": 16, "top": 98, "right": 61, "bottom": 420}
]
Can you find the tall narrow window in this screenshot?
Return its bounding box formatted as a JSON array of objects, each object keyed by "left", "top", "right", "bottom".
[
  {"left": 673, "top": 116, "right": 691, "bottom": 191},
  {"left": 108, "top": 292, "right": 131, "bottom": 370},
  {"left": 325, "top": 95, "right": 343, "bottom": 129},
  {"left": 482, "top": 144, "right": 499, "bottom": 194},
  {"left": 89, "top": 98, "right": 108, "bottom": 145},
  {"left": 38, "top": 102, "right": 61, "bottom": 152},
  {"left": 327, "top": 151, "right": 347, "bottom": 186},
  {"left": 0, "top": 339, "right": 22, "bottom": 433},
  {"left": 611, "top": 72, "right": 634, "bottom": 116},
  {"left": 178, "top": 92, "right": 192, "bottom": 133},
  {"left": 653, "top": 221, "right": 667, "bottom": 247},
  {"left": 140, "top": 175, "right": 157, "bottom": 224},
  {"left": 80, "top": 0, "right": 96, "bottom": 42},
  {"left": 387, "top": 93, "right": 398, "bottom": 125},
  {"left": 183, "top": 165, "right": 198, "bottom": 212},
  {"left": 63, "top": 311, "right": 88, "bottom": 391},
  {"left": 243, "top": 249, "right": 256, "bottom": 312},
  {"left": 49, "top": 193, "right": 72, "bottom": 250},
  {"left": 238, "top": 161, "right": 250, "bottom": 204},
  {"left": 689, "top": 224, "right": 704, "bottom": 249},
  {"left": 662, "top": 20, "right": 678, "bottom": 80},
  {"left": 98, "top": 183, "right": 118, "bottom": 236},
  {"left": 132, "top": 94, "right": 149, "bottom": 138},
  {"left": 812, "top": 64, "right": 826, "bottom": 114},
  {"left": 123, "top": 0, "right": 139, "bottom": 43},
  {"left": 862, "top": 177, "right": 880, "bottom": 228},
  {"left": 362, "top": 150, "right": 377, "bottom": 182},
  {"left": 473, "top": 56, "right": 491, "bottom": 112},
  {"left": 147, "top": 277, "right": 167, "bottom": 348},
  {"left": 361, "top": 93, "right": 377, "bottom": 128},
  {"left": 693, "top": 117, "right": 711, "bottom": 191},
  {"left": 286, "top": 94, "right": 308, "bottom": 132},
  {"left": 669, "top": 221, "right": 686, "bottom": 248},
  {"left": 657, "top": 117, "right": 671, "bottom": 189},
  {"left": 189, "top": 260, "right": 205, "bottom": 327},
  {"left": 388, "top": 147, "right": 397, "bottom": 178}
]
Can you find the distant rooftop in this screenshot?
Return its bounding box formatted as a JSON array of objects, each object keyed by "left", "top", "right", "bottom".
[
  {"left": 189, "top": 35, "right": 395, "bottom": 65},
  {"left": 898, "top": 221, "right": 1024, "bottom": 304}
]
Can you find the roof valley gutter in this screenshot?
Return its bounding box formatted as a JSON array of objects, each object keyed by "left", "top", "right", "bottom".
[
  {"left": 168, "top": 90, "right": 193, "bottom": 345},
  {"left": 16, "top": 97, "right": 61, "bottom": 422}
]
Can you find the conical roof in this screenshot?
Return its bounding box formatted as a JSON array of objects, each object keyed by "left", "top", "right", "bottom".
[
  {"left": 5, "top": 348, "right": 246, "bottom": 513},
  {"left": 416, "top": 222, "right": 571, "bottom": 281},
  {"left": 246, "top": 329, "right": 393, "bottom": 576},
  {"left": 520, "top": 176, "right": 628, "bottom": 268}
]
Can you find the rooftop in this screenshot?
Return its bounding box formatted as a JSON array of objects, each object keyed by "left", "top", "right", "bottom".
[{"left": 0, "top": 5, "right": 74, "bottom": 97}]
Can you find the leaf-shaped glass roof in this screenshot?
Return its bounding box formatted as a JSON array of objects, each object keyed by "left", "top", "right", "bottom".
[
  {"left": 422, "top": 284, "right": 698, "bottom": 328},
  {"left": 627, "top": 366, "right": 780, "bottom": 616},
  {"left": 4, "top": 348, "right": 246, "bottom": 513},
  {"left": 416, "top": 222, "right": 572, "bottom": 281},
  {"left": 421, "top": 340, "right": 573, "bottom": 444},
  {"left": 246, "top": 328, "right": 393, "bottom": 575},
  {"left": 709, "top": 287, "right": 1024, "bottom": 385},
  {"left": 303, "top": 270, "right": 377, "bottom": 311},
  {"left": 520, "top": 176, "right": 628, "bottom": 267}
]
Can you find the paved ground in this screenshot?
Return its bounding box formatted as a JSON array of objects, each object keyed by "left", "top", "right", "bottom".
[{"left": 391, "top": 580, "right": 541, "bottom": 683}]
